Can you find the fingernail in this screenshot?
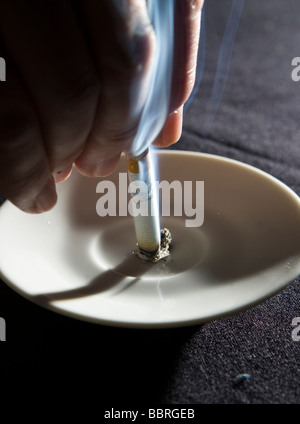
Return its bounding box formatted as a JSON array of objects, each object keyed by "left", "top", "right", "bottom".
[
  {"left": 75, "top": 154, "right": 121, "bottom": 177},
  {"left": 52, "top": 165, "right": 73, "bottom": 183},
  {"left": 32, "top": 177, "right": 57, "bottom": 213},
  {"left": 153, "top": 107, "right": 183, "bottom": 147}
]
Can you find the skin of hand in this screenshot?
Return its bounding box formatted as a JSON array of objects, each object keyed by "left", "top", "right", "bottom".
[{"left": 0, "top": 0, "right": 203, "bottom": 213}]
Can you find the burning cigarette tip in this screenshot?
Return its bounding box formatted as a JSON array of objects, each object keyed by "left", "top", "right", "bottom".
[{"left": 137, "top": 228, "right": 172, "bottom": 263}]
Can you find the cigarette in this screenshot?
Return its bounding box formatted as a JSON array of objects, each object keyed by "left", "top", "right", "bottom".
[{"left": 126, "top": 149, "right": 161, "bottom": 257}]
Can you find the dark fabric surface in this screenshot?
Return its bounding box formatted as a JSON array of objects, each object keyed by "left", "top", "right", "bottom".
[{"left": 0, "top": 0, "right": 300, "bottom": 404}]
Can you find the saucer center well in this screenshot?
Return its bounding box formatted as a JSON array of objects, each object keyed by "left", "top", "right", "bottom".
[{"left": 90, "top": 217, "right": 207, "bottom": 280}]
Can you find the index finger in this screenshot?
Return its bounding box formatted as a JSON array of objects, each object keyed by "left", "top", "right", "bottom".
[{"left": 153, "top": 0, "right": 203, "bottom": 147}]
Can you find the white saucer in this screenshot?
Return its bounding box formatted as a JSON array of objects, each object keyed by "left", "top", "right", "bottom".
[{"left": 0, "top": 151, "right": 300, "bottom": 328}]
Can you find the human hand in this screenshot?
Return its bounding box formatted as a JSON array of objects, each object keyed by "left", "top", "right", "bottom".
[{"left": 0, "top": 0, "right": 203, "bottom": 213}]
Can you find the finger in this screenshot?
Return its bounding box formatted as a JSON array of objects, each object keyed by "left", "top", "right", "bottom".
[
  {"left": 52, "top": 164, "right": 73, "bottom": 184},
  {"left": 80, "top": 153, "right": 122, "bottom": 178},
  {"left": 0, "top": 0, "right": 100, "bottom": 176},
  {"left": 169, "top": 0, "right": 203, "bottom": 112},
  {"left": 75, "top": 0, "right": 155, "bottom": 177},
  {"left": 152, "top": 106, "right": 183, "bottom": 148},
  {"left": 0, "top": 59, "right": 56, "bottom": 213},
  {"left": 153, "top": 0, "right": 203, "bottom": 149}
]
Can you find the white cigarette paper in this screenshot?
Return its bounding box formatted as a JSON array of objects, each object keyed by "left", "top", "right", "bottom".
[{"left": 126, "top": 149, "right": 161, "bottom": 255}]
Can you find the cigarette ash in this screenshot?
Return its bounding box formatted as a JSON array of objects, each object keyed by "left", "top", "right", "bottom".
[{"left": 136, "top": 228, "right": 172, "bottom": 263}]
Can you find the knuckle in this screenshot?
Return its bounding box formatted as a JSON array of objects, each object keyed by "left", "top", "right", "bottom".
[
  {"left": 132, "top": 30, "right": 155, "bottom": 76},
  {"left": 187, "top": 0, "right": 204, "bottom": 13},
  {"left": 90, "top": 118, "right": 139, "bottom": 149},
  {"left": 11, "top": 161, "right": 47, "bottom": 189},
  {"left": 105, "top": 0, "right": 155, "bottom": 76},
  {"left": 0, "top": 159, "right": 48, "bottom": 200},
  {"left": 58, "top": 66, "right": 100, "bottom": 112},
  {"left": 44, "top": 68, "right": 100, "bottom": 165},
  {"left": 0, "top": 108, "right": 37, "bottom": 150},
  {"left": 128, "top": 30, "right": 155, "bottom": 74},
  {"left": 106, "top": 28, "right": 155, "bottom": 79},
  {"left": 0, "top": 109, "right": 48, "bottom": 192}
]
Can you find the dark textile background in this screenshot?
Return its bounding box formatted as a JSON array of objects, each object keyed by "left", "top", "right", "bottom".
[{"left": 0, "top": 0, "right": 299, "bottom": 404}]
